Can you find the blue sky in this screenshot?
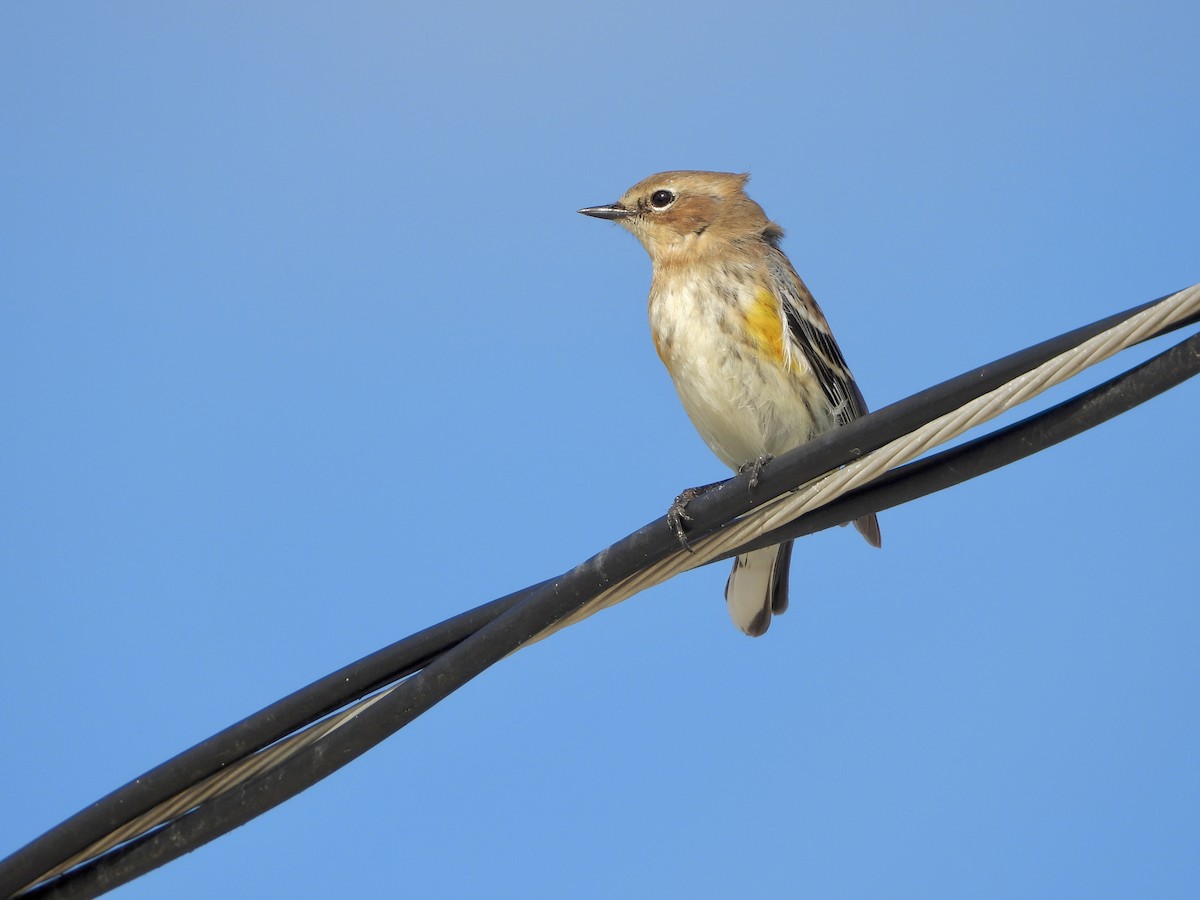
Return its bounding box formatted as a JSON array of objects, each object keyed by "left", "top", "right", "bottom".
[{"left": 3, "top": 3, "right": 1198, "bottom": 897}]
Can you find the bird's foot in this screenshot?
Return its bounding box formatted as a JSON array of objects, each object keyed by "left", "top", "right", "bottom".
[
  {"left": 738, "top": 454, "right": 774, "bottom": 490},
  {"left": 667, "top": 481, "right": 722, "bottom": 552},
  {"left": 667, "top": 487, "right": 703, "bottom": 552}
]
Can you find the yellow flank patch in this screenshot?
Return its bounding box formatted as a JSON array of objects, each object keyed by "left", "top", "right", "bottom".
[{"left": 745, "top": 286, "right": 792, "bottom": 369}]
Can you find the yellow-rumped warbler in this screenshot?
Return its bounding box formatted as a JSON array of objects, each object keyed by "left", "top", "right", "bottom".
[{"left": 580, "top": 170, "right": 881, "bottom": 637}]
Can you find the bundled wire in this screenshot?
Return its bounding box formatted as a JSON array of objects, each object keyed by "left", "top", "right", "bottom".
[{"left": 3, "top": 284, "right": 1198, "bottom": 900}]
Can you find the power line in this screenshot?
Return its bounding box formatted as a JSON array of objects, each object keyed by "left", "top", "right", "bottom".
[{"left": 3, "top": 285, "right": 1198, "bottom": 900}]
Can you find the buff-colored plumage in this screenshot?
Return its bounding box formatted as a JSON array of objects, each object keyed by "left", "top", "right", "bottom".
[{"left": 581, "top": 171, "right": 880, "bottom": 636}]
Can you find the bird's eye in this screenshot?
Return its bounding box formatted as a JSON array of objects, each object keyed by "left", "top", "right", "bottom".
[{"left": 650, "top": 189, "right": 676, "bottom": 209}]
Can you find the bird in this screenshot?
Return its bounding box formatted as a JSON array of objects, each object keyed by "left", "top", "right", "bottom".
[{"left": 579, "top": 170, "right": 881, "bottom": 637}]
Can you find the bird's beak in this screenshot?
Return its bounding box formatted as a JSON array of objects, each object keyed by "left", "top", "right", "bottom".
[{"left": 578, "top": 203, "right": 631, "bottom": 220}]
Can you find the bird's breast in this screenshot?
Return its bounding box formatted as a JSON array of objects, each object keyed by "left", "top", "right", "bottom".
[{"left": 647, "top": 273, "right": 826, "bottom": 468}]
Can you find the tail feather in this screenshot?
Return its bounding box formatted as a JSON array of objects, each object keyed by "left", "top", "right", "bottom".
[
  {"left": 771, "top": 540, "right": 793, "bottom": 615},
  {"left": 725, "top": 516, "right": 879, "bottom": 637},
  {"left": 725, "top": 541, "right": 793, "bottom": 637},
  {"left": 854, "top": 513, "right": 882, "bottom": 548}
]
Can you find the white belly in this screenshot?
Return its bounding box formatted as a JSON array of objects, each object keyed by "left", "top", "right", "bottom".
[{"left": 649, "top": 281, "right": 833, "bottom": 470}]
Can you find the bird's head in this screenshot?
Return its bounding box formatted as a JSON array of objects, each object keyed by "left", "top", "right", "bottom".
[{"left": 579, "top": 170, "right": 781, "bottom": 262}]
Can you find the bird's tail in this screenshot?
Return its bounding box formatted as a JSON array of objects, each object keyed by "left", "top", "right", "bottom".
[
  {"left": 725, "top": 541, "right": 793, "bottom": 637},
  {"left": 854, "top": 513, "right": 882, "bottom": 548}
]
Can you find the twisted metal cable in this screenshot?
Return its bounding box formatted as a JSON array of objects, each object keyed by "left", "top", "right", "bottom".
[{"left": 20, "top": 690, "right": 397, "bottom": 892}]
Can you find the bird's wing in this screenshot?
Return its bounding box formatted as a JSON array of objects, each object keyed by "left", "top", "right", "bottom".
[
  {"left": 767, "top": 250, "right": 883, "bottom": 548},
  {"left": 766, "top": 251, "right": 868, "bottom": 425}
]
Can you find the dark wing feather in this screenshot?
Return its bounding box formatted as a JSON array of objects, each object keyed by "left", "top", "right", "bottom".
[
  {"left": 767, "top": 250, "right": 882, "bottom": 548},
  {"left": 767, "top": 252, "right": 867, "bottom": 425}
]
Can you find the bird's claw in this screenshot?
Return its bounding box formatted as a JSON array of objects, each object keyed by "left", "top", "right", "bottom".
[
  {"left": 667, "top": 486, "right": 705, "bottom": 553},
  {"left": 738, "top": 454, "right": 774, "bottom": 489}
]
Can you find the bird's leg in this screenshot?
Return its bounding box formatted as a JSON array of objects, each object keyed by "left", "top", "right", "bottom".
[
  {"left": 738, "top": 454, "right": 774, "bottom": 490},
  {"left": 667, "top": 480, "right": 724, "bottom": 552}
]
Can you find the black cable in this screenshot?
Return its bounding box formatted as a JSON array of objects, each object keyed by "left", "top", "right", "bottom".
[
  {"left": 3, "top": 291, "right": 1197, "bottom": 899},
  {"left": 20, "top": 326, "right": 1200, "bottom": 900},
  {"left": 0, "top": 589, "right": 533, "bottom": 897}
]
